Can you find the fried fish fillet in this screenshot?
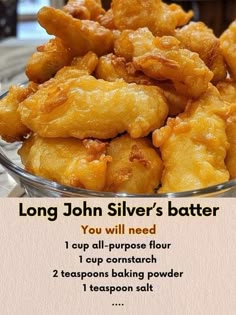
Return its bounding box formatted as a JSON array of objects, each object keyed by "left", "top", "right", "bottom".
[
  {"left": 175, "top": 22, "right": 226, "bottom": 83},
  {"left": 18, "top": 135, "right": 110, "bottom": 191},
  {"left": 105, "top": 134, "right": 163, "bottom": 193},
  {"left": 95, "top": 53, "right": 188, "bottom": 116},
  {"left": 156, "top": 82, "right": 189, "bottom": 116},
  {"left": 25, "top": 37, "right": 74, "bottom": 83},
  {"left": 114, "top": 27, "right": 156, "bottom": 61},
  {"left": 54, "top": 51, "right": 99, "bottom": 80},
  {"left": 111, "top": 0, "right": 193, "bottom": 36},
  {"left": 134, "top": 36, "right": 213, "bottom": 98},
  {"left": 37, "top": 6, "right": 114, "bottom": 56},
  {"left": 96, "top": 9, "right": 115, "bottom": 29},
  {"left": 95, "top": 53, "right": 124, "bottom": 81},
  {"left": 220, "top": 20, "right": 236, "bottom": 80},
  {"left": 70, "top": 51, "right": 98, "bottom": 73},
  {"left": 217, "top": 79, "right": 236, "bottom": 179},
  {"left": 153, "top": 85, "right": 229, "bottom": 193},
  {"left": 18, "top": 74, "right": 168, "bottom": 139},
  {"left": 95, "top": 53, "right": 156, "bottom": 85},
  {"left": 0, "top": 84, "right": 36, "bottom": 142}
]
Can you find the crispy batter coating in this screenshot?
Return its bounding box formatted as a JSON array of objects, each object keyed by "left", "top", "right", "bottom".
[
  {"left": 114, "top": 30, "right": 212, "bottom": 100},
  {"left": 225, "top": 105, "right": 236, "bottom": 179},
  {"left": 96, "top": 9, "right": 115, "bottom": 29},
  {"left": 95, "top": 53, "right": 157, "bottom": 85},
  {"left": 63, "top": 0, "right": 105, "bottom": 20},
  {"left": 37, "top": 6, "right": 114, "bottom": 56},
  {"left": 114, "top": 28, "right": 156, "bottom": 61},
  {"left": 134, "top": 36, "right": 213, "bottom": 98},
  {"left": 71, "top": 51, "right": 98, "bottom": 73},
  {"left": 217, "top": 79, "right": 236, "bottom": 103},
  {"left": 105, "top": 134, "right": 163, "bottom": 193},
  {"left": 175, "top": 22, "right": 226, "bottom": 83},
  {"left": 18, "top": 135, "right": 110, "bottom": 190},
  {"left": 54, "top": 51, "right": 99, "bottom": 79},
  {"left": 95, "top": 54, "right": 188, "bottom": 115},
  {"left": 217, "top": 79, "right": 236, "bottom": 179},
  {"left": 95, "top": 53, "right": 123, "bottom": 81},
  {"left": 18, "top": 74, "right": 168, "bottom": 139},
  {"left": 25, "top": 37, "right": 74, "bottom": 83},
  {"left": 153, "top": 85, "right": 230, "bottom": 193},
  {"left": 3, "top": 0, "right": 236, "bottom": 195},
  {"left": 220, "top": 21, "right": 236, "bottom": 80},
  {"left": 0, "top": 85, "right": 35, "bottom": 142},
  {"left": 111, "top": 0, "right": 193, "bottom": 36},
  {"left": 156, "top": 82, "right": 189, "bottom": 116}
]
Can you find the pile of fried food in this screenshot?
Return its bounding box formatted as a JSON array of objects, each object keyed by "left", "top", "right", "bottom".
[{"left": 0, "top": 0, "right": 236, "bottom": 194}]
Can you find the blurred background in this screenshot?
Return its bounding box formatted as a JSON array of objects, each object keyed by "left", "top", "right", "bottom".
[{"left": 0, "top": 0, "right": 236, "bottom": 40}]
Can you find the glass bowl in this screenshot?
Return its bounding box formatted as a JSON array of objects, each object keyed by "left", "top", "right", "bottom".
[
  {"left": 1, "top": 85, "right": 236, "bottom": 198},
  {"left": 0, "top": 140, "right": 236, "bottom": 197}
]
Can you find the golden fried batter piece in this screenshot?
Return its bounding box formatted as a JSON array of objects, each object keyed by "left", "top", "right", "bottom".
[
  {"left": 105, "top": 134, "right": 163, "bottom": 194},
  {"left": 63, "top": 0, "right": 105, "bottom": 20},
  {"left": 220, "top": 21, "right": 236, "bottom": 80},
  {"left": 54, "top": 51, "right": 98, "bottom": 80},
  {"left": 175, "top": 22, "right": 227, "bottom": 84},
  {"left": 217, "top": 79, "right": 236, "bottom": 103},
  {"left": 95, "top": 53, "right": 123, "bottom": 81},
  {"left": 114, "top": 28, "right": 156, "bottom": 61},
  {"left": 96, "top": 9, "right": 115, "bottom": 29},
  {"left": 225, "top": 105, "right": 236, "bottom": 179},
  {"left": 96, "top": 53, "right": 190, "bottom": 117},
  {"left": 153, "top": 85, "right": 229, "bottom": 193},
  {"left": 25, "top": 37, "right": 74, "bottom": 83},
  {"left": 134, "top": 36, "right": 213, "bottom": 98},
  {"left": 95, "top": 53, "right": 157, "bottom": 85},
  {"left": 111, "top": 0, "right": 192, "bottom": 36},
  {"left": 37, "top": 6, "right": 114, "bottom": 56},
  {"left": 217, "top": 79, "right": 236, "bottom": 179},
  {"left": 156, "top": 82, "right": 189, "bottom": 116},
  {"left": 0, "top": 84, "right": 36, "bottom": 142},
  {"left": 18, "top": 135, "right": 111, "bottom": 191},
  {"left": 71, "top": 51, "right": 98, "bottom": 73},
  {"left": 18, "top": 74, "right": 168, "bottom": 139}
]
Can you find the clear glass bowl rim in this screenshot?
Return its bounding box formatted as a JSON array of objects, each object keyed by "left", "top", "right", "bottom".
[
  {"left": 0, "top": 147, "right": 236, "bottom": 197},
  {"left": 1, "top": 86, "right": 236, "bottom": 197}
]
